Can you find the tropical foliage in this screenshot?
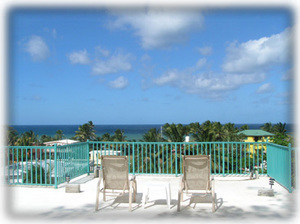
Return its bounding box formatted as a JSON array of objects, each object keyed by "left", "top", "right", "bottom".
[
  {"left": 261, "top": 122, "right": 293, "bottom": 146},
  {"left": 74, "top": 121, "right": 96, "bottom": 142},
  {"left": 6, "top": 120, "right": 293, "bottom": 147}
]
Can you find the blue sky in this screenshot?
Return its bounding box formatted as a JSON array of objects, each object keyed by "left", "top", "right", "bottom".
[{"left": 9, "top": 7, "right": 293, "bottom": 125}]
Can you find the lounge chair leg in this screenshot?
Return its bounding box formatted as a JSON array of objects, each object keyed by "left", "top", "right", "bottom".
[
  {"left": 95, "top": 191, "right": 99, "bottom": 211},
  {"left": 212, "top": 193, "right": 216, "bottom": 212},
  {"left": 177, "top": 190, "right": 181, "bottom": 212},
  {"left": 103, "top": 190, "right": 106, "bottom": 201},
  {"left": 133, "top": 180, "right": 137, "bottom": 202},
  {"left": 129, "top": 189, "right": 132, "bottom": 211},
  {"left": 95, "top": 178, "right": 101, "bottom": 211}
]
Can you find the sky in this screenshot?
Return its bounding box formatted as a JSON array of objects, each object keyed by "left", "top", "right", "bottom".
[{"left": 8, "top": 6, "right": 294, "bottom": 125}]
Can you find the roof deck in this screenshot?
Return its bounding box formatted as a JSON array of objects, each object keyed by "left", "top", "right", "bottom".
[{"left": 3, "top": 174, "right": 297, "bottom": 223}]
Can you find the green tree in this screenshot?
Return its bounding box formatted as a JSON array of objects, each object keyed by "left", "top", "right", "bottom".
[
  {"left": 16, "top": 130, "right": 39, "bottom": 146},
  {"left": 22, "top": 165, "right": 47, "bottom": 184},
  {"left": 100, "top": 133, "right": 112, "bottom": 141},
  {"left": 240, "top": 124, "right": 249, "bottom": 131},
  {"left": 113, "top": 129, "right": 126, "bottom": 142},
  {"left": 75, "top": 121, "right": 96, "bottom": 142},
  {"left": 163, "top": 123, "right": 188, "bottom": 142},
  {"left": 142, "top": 128, "right": 162, "bottom": 142},
  {"left": 273, "top": 122, "right": 287, "bottom": 135},
  {"left": 222, "top": 123, "right": 239, "bottom": 141},
  {"left": 270, "top": 133, "right": 290, "bottom": 146},
  {"left": 40, "top": 134, "right": 53, "bottom": 143},
  {"left": 54, "top": 130, "right": 64, "bottom": 140},
  {"left": 261, "top": 122, "right": 273, "bottom": 133},
  {"left": 7, "top": 127, "right": 19, "bottom": 146},
  {"left": 212, "top": 122, "right": 224, "bottom": 141}
]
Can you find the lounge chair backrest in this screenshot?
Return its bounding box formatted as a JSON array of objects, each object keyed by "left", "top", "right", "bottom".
[
  {"left": 101, "top": 155, "right": 129, "bottom": 190},
  {"left": 183, "top": 155, "right": 210, "bottom": 190}
]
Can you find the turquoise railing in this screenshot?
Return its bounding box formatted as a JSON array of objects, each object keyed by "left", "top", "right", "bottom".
[
  {"left": 267, "top": 143, "right": 294, "bottom": 192},
  {"left": 4, "top": 141, "right": 295, "bottom": 192},
  {"left": 4, "top": 142, "right": 89, "bottom": 188},
  {"left": 55, "top": 142, "right": 90, "bottom": 186},
  {"left": 89, "top": 141, "right": 268, "bottom": 176},
  {"left": 4, "top": 145, "right": 56, "bottom": 187}
]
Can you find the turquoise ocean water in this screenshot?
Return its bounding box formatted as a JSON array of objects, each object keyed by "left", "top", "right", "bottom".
[{"left": 10, "top": 124, "right": 294, "bottom": 141}]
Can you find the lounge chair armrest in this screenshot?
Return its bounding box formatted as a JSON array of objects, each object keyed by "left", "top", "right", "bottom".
[
  {"left": 211, "top": 176, "right": 215, "bottom": 192},
  {"left": 129, "top": 175, "right": 136, "bottom": 182}
]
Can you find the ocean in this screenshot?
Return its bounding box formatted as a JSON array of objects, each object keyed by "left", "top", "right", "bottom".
[{"left": 10, "top": 123, "right": 294, "bottom": 141}]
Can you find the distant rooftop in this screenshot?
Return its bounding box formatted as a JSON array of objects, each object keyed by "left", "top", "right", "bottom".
[
  {"left": 44, "top": 139, "right": 79, "bottom": 146},
  {"left": 237, "top": 129, "right": 274, "bottom": 136}
]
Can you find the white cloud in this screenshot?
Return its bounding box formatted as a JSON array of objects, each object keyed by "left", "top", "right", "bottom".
[
  {"left": 195, "top": 58, "right": 206, "bottom": 69},
  {"left": 150, "top": 27, "right": 291, "bottom": 99},
  {"left": 153, "top": 70, "right": 179, "bottom": 86},
  {"left": 92, "top": 53, "right": 133, "bottom": 75},
  {"left": 256, "top": 83, "right": 274, "bottom": 94},
  {"left": 25, "top": 35, "right": 50, "bottom": 61},
  {"left": 109, "top": 76, "right": 129, "bottom": 89},
  {"left": 96, "top": 46, "right": 110, "bottom": 57},
  {"left": 197, "top": 46, "right": 213, "bottom": 56},
  {"left": 68, "top": 49, "right": 90, "bottom": 64},
  {"left": 152, "top": 58, "right": 266, "bottom": 99},
  {"left": 109, "top": 8, "right": 204, "bottom": 49},
  {"left": 223, "top": 27, "right": 291, "bottom": 74}
]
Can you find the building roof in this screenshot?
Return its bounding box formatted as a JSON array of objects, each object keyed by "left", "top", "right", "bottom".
[
  {"left": 237, "top": 129, "right": 274, "bottom": 136},
  {"left": 44, "top": 139, "right": 79, "bottom": 146}
]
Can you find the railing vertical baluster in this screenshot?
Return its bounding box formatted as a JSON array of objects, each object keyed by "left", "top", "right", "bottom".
[
  {"left": 175, "top": 143, "right": 178, "bottom": 176},
  {"left": 235, "top": 143, "right": 238, "bottom": 174},
  {"left": 16, "top": 148, "right": 19, "bottom": 184},
  {"left": 54, "top": 144, "right": 57, "bottom": 189},
  {"left": 35, "top": 148, "right": 37, "bottom": 184},
  {"left": 12, "top": 148, "right": 15, "bottom": 184},
  {"left": 132, "top": 142, "right": 135, "bottom": 175},
  {"left": 222, "top": 143, "right": 225, "bottom": 176},
  {"left": 21, "top": 148, "right": 24, "bottom": 184}
]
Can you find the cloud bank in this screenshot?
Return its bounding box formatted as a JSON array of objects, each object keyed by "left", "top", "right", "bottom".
[
  {"left": 151, "top": 27, "right": 292, "bottom": 99},
  {"left": 109, "top": 8, "right": 204, "bottom": 49},
  {"left": 25, "top": 35, "right": 50, "bottom": 61}
]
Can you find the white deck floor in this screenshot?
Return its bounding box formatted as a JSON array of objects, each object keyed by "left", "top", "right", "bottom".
[{"left": 1, "top": 174, "right": 298, "bottom": 224}]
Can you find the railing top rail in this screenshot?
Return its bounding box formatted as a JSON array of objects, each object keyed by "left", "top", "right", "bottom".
[
  {"left": 88, "top": 141, "right": 269, "bottom": 145},
  {"left": 266, "top": 142, "right": 290, "bottom": 149},
  {"left": 56, "top": 142, "right": 88, "bottom": 148},
  {"left": 5, "top": 145, "right": 55, "bottom": 149}
]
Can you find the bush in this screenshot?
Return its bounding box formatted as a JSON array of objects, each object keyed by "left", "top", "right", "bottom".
[{"left": 23, "top": 165, "right": 47, "bottom": 184}]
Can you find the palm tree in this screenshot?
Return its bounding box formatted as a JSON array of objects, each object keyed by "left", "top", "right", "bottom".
[
  {"left": 7, "top": 127, "right": 19, "bottom": 146},
  {"left": 273, "top": 122, "right": 287, "bottom": 135},
  {"left": 113, "top": 129, "right": 126, "bottom": 142},
  {"left": 40, "top": 134, "right": 53, "bottom": 143},
  {"left": 212, "top": 122, "right": 224, "bottom": 141},
  {"left": 163, "top": 123, "right": 187, "bottom": 142},
  {"left": 75, "top": 121, "right": 96, "bottom": 142},
  {"left": 222, "top": 123, "right": 238, "bottom": 141},
  {"left": 101, "top": 133, "right": 112, "bottom": 141},
  {"left": 240, "top": 124, "right": 249, "bottom": 131},
  {"left": 261, "top": 122, "right": 273, "bottom": 133},
  {"left": 54, "top": 130, "right": 63, "bottom": 140},
  {"left": 16, "top": 130, "right": 39, "bottom": 146},
  {"left": 142, "top": 128, "right": 162, "bottom": 142},
  {"left": 200, "top": 120, "right": 214, "bottom": 142}
]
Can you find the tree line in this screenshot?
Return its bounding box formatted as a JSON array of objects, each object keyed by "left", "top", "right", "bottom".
[{"left": 6, "top": 120, "right": 293, "bottom": 147}]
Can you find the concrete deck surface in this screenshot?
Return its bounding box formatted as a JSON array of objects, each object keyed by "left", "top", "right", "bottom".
[{"left": 1, "top": 174, "right": 298, "bottom": 224}]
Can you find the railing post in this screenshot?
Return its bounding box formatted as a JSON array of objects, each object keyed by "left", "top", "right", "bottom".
[
  {"left": 288, "top": 143, "right": 292, "bottom": 192},
  {"left": 87, "top": 140, "right": 90, "bottom": 175},
  {"left": 132, "top": 142, "right": 135, "bottom": 175},
  {"left": 222, "top": 142, "right": 225, "bottom": 177},
  {"left": 54, "top": 144, "right": 57, "bottom": 189},
  {"left": 175, "top": 143, "right": 178, "bottom": 176}
]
